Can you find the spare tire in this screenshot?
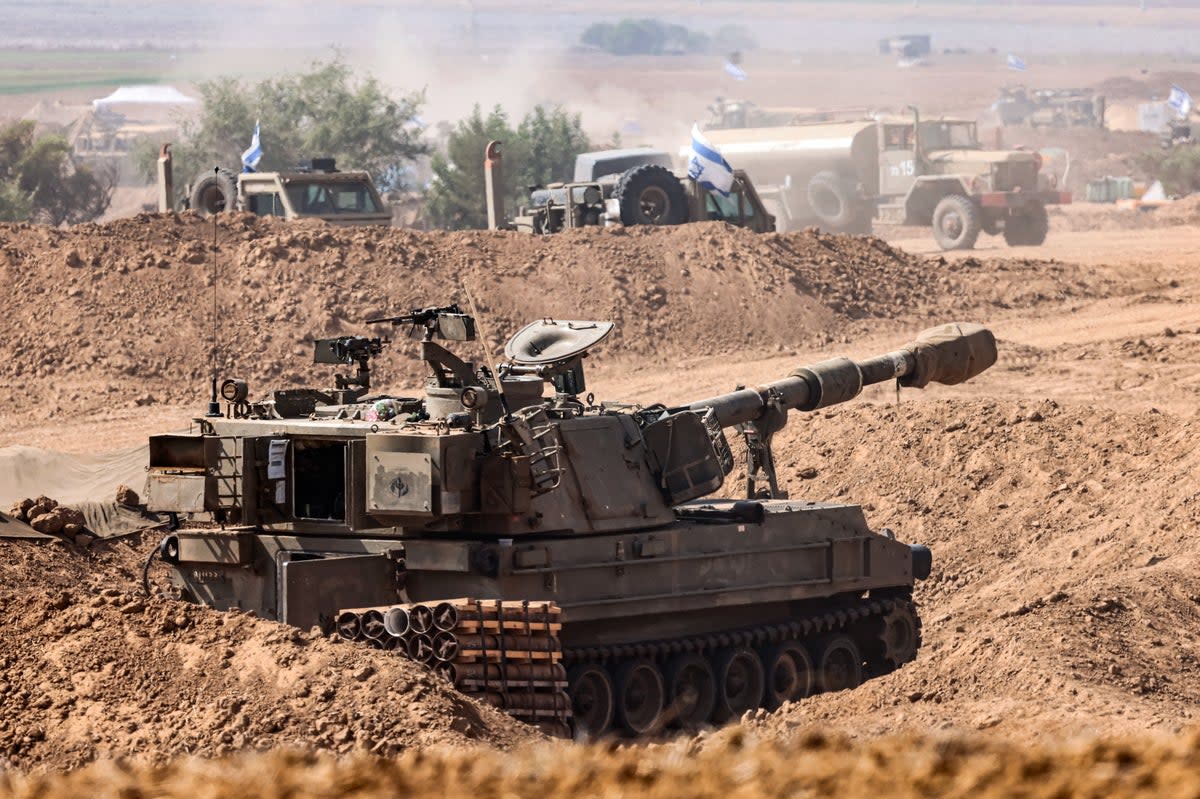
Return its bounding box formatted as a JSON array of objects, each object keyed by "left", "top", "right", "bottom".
[
  {"left": 616, "top": 164, "right": 689, "bottom": 226},
  {"left": 189, "top": 168, "right": 238, "bottom": 216},
  {"left": 806, "top": 171, "right": 861, "bottom": 230}
]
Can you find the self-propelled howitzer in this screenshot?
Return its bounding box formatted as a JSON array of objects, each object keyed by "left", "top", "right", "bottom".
[{"left": 146, "top": 311, "right": 996, "bottom": 738}]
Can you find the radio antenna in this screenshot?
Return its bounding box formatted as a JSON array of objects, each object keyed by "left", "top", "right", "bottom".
[
  {"left": 460, "top": 281, "right": 510, "bottom": 419},
  {"left": 205, "top": 168, "right": 221, "bottom": 417}
]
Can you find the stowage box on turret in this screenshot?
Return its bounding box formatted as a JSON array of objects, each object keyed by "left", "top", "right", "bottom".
[{"left": 147, "top": 306, "right": 996, "bottom": 737}]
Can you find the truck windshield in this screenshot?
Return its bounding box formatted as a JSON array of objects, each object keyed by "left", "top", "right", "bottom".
[
  {"left": 284, "top": 181, "right": 382, "bottom": 214},
  {"left": 918, "top": 121, "right": 978, "bottom": 150}
]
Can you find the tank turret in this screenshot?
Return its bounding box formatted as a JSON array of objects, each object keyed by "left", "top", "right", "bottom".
[{"left": 146, "top": 308, "right": 996, "bottom": 738}]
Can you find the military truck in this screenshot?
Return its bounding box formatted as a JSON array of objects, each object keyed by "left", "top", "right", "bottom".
[
  {"left": 187, "top": 158, "right": 391, "bottom": 226},
  {"left": 703, "top": 111, "right": 1072, "bottom": 249},
  {"left": 145, "top": 304, "right": 996, "bottom": 737},
  {"left": 994, "top": 87, "right": 1106, "bottom": 130},
  {"left": 501, "top": 147, "right": 775, "bottom": 234},
  {"left": 705, "top": 98, "right": 866, "bottom": 131}
]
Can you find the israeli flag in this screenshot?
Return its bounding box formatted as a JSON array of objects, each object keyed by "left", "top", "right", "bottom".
[
  {"left": 241, "top": 120, "right": 262, "bottom": 172},
  {"left": 723, "top": 61, "right": 747, "bottom": 81},
  {"left": 1006, "top": 53, "right": 1028, "bottom": 71},
  {"left": 1168, "top": 84, "right": 1193, "bottom": 118},
  {"left": 688, "top": 124, "right": 734, "bottom": 198}
]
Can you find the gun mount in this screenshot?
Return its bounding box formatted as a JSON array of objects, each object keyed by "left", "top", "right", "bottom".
[{"left": 147, "top": 308, "right": 996, "bottom": 738}]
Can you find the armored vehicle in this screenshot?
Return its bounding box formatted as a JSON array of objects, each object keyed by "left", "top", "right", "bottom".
[
  {"left": 994, "top": 86, "right": 1106, "bottom": 130},
  {"left": 146, "top": 307, "right": 996, "bottom": 737},
  {"left": 188, "top": 158, "right": 391, "bottom": 226},
  {"left": 504, "top": 147, "right": 775, "bottom": 234},
  {"left": 703, "top": 110, "right": 1072, "bottom": 249}
]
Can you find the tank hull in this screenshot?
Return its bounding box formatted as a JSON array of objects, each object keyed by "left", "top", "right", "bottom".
[{"left": 165, "top": 498, "right": 923, "bottom": 736}]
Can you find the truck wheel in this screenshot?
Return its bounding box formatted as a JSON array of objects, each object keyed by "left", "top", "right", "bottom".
[
  {"left": 190, "top": 168, "right": 237, "bottom": 217},
  {"left": 1003, "top": 202, "right": 1049, "bottom": 246},
  {"left": 931, "top": 194, "right": 982, "bottom": 250},
  {"left": 806, "top": 171, "right": 861, "bottom": 230},
  {"left": 616, "top": 164, "right": 688, "bottom": 226}
]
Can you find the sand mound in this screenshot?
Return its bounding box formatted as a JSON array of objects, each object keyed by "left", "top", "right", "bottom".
[
  {"left": 751, "top": 397, "right": 1200, "bottom": 740},
  {"left": 0, "top": 537, "right": 537, "bottom": 772},
  {"left": 0, "top": 214, "right": 1117, "bottom": 423}
]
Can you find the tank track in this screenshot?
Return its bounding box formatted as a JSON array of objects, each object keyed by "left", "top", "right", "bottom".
[
  {"left": 560, "top": 594, "right": 923, "bottom": 737},
  {"left": 563, "top": 596, "right": 919, "bottom": 667}
]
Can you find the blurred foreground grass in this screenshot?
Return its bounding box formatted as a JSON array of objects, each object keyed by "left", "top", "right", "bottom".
[{"left": 3, "top": 725, "right": 1200, "bottom": 799}]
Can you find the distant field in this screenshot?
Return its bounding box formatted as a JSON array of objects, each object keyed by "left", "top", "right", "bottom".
[{"left": 0, "top": 50, "right": 171, "bottom": 95}]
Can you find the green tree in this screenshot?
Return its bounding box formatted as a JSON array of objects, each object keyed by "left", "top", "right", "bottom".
[
  {"left": 516, "top": 106, "right": 591, "bottom": 190},
  {"left": 425, "top": 105, "right": 591, "bottom": 231},
  {"left": 1135, "top": 143, "right": 1200, "bottom": 196},
  {"left": 136, "top": 57, "right": 427, "bottom": 193},
  {"left": 0, "top": 120, "right": 114, "bottom": 225},
  {"left": 580, "top": 19, "right": 712, "bottom": 56}
]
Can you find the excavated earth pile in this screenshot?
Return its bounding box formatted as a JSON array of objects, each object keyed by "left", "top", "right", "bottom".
[
  {"left": 0, "top": 536, "right": 537, "bottom": 772},
  {"left": 0, "top": 213, "right": 1119, "bottom": 423},
  {"left": 754, "top": 398, "right": 1200, "bottom": 740}
]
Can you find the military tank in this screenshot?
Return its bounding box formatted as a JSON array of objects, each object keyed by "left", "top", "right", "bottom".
[{"left": 146, "top": 306, "right": 996, "bottom": 737}]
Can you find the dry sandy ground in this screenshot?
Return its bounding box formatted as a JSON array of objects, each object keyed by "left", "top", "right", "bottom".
[{"left": 0, "top": 213, "right": 1197, "bottom": 773}]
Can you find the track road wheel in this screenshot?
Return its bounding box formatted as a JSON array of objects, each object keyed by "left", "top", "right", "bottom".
[
  {"left": 613, "top": 659, "right": 665, "bottom": 736},
  {"left": 931, "top": 194, "right": 982, "bottom": 250},
  {"left": 189, "top": 168, "right": 237, "bottom": 216},
  {"left": 616, "top": 164, "right": 689, "bottom": 226},
  {"left": 878, "top": 603, "right": 921, "bottom": 671},
  {"left": 664, "top": 653, "right": 717, "bottom": 729},
  {"left": 568, "top": 663, "right": 615, "bottom": 739},
  {"left": 815, "top": 635, "right": 864, "bottom": 694},
  {"left": 761, "top": 641, "right": 815, "bottom": 710},
  {"left": 1003, "top": 202, "right": 1049, "bottom": 246},
  {"left": 711, "top": 646, "right": 766, "bottom": 723}
]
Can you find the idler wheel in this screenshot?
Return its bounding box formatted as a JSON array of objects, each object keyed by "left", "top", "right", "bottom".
[
  {"left": 568, "top": 664, "right": 615, "bottom": 739},
  {"left": 664, "top": 653, "right": 716, "bottom": 729},
  {"left": 613, "top": 659, "right": 665, "bottom": 736},
  {"left": 761, "top": 641, "right": 814, "bottom": 710},
  {"left": 815, "top": 635, "right": 863, "bottom": 693},
  {"left": 879, "top": 604, "right": 921, "bottom": 669},
  {"left": 711, "top": 647, "right": 765, "bottom": 723}
]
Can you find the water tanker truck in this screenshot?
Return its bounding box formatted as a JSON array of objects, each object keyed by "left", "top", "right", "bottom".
[{"left": 703, "top": 110, "right": 1071, "bottom": 250}]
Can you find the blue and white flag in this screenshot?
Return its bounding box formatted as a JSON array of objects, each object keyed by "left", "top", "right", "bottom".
[
  {"left": 688, "top": 124, "right": 734, "bottom": 198},
  {"left": 1168, "top": 84, "right": 1193, "bottom": 118},
  {"left": 723, "top": 61, "right": 747, "bottom": 81},
  {"left": 241, "top": 120, "right": 262, "bottom": 172},
  {"left": 1006, "top": 53, "right": 1027, "bottom": 71}
]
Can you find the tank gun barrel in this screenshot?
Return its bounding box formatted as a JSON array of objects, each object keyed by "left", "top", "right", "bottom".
[{"left": 689, "top": 322, "right": 996, "bottom": 428}]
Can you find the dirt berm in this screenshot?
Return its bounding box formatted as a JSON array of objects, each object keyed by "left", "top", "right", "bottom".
[
  {"left": 0, "top": 213, "right": 1116, "bottom": 423},
  {"left": 0, "top": 535, "right": 537, "bottom": 772}
]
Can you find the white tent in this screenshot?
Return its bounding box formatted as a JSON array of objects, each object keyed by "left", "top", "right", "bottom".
[{"left": 92, "top": 85, "right": 197, "bottom": 109}]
